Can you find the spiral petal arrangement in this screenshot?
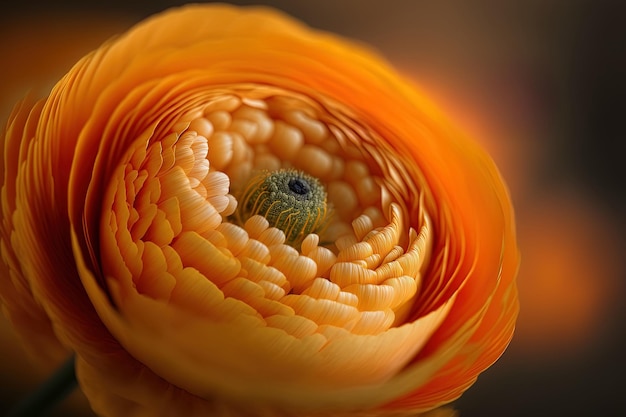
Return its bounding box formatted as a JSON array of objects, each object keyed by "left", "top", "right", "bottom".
[{"left": 0, "top": 5, "right": 519, "bottom": 417}]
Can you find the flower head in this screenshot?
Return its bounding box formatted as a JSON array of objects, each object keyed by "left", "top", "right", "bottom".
[{"left": 0, "top": 4, "right": 519, "bottom": 417}]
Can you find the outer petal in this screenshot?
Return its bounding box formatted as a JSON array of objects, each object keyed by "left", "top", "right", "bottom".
[{"left": 0, "top": 97, "right": 68, "bottom": 366}]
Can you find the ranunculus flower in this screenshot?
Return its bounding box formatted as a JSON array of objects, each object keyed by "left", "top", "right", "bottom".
[{"left": 0, "top": 4, "right": 518, "bottom": 417}]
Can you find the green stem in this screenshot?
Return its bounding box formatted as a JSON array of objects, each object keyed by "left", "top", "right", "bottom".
[{"left": 7, "top": 355, "right": 77, "bottom": 417}]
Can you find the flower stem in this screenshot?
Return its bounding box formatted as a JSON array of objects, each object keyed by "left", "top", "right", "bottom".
[{"left": 6, "top": 355, "right": 77, "bottom": 417}]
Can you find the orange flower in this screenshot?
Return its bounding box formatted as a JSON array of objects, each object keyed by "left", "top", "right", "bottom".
[{"left": 0, "top": 4, "right": 518, "bottom": 417}]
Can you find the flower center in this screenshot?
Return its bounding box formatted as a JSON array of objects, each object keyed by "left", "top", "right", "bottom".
[
  {"left": 103, "top": 85, "right": 433, "bottom": 339},
  {"left": 236, "top": 169, "right": 328, "bottom": 246}
]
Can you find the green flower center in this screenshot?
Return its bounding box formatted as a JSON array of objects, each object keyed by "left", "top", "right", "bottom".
[{"left": 237, "top": 169, "right": 329, "bottom": 246}]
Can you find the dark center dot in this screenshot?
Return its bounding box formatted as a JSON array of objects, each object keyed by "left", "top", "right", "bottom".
[{"left": 288, "top": 178, "right": 310, "bottom": 195}]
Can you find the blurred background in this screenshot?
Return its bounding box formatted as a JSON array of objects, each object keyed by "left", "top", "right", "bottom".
[{"left": 1, "top": 1, "right": 624, "bottom": 416}]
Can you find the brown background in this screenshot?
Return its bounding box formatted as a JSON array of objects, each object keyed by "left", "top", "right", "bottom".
[{"left": 1, "top": 1, "right": 625, "bottom": 416}]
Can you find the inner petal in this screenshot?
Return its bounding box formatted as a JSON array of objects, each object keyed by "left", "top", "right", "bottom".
[{"left": 101, "top": 84, "right": 435, "bottom": 353}]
